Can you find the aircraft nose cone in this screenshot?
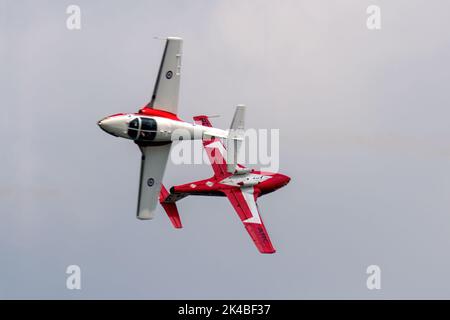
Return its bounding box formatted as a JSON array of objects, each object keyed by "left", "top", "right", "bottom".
[
  {"left": 97, "top": 118, "right": 112, "bottom": 133},
  {"left": 97, "top": 116, "right": 127, "bottom": 137}
]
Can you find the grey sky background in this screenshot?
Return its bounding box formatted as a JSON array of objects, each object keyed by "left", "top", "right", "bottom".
[{"left": 2, "top": 0, "right": 450, "bottom": 299}]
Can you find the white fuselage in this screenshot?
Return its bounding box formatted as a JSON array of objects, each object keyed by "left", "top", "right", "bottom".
[{"left": 98, "top": 114, "right": 228, "bottom": 142}]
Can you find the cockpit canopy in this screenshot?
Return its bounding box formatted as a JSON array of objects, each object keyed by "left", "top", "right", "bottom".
[
  {"left": 128, "top": 118, "right": 139, "bottom": 139},
  {"left": 127, "top": 117, "right": 157, "bottom": 141}
]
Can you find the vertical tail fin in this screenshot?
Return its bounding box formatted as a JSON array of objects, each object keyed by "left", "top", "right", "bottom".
[{"left": 226, "top": 105, "right": 245, "bottom": 173}]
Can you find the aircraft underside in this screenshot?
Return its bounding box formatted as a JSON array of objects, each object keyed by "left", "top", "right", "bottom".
[{"left": 98, "top": 37, "right": 290, "bottom": 254}]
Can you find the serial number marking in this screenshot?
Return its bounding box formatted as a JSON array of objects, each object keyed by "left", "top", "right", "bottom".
[
  {"left": 178, "top": 304, "right": 271, "bottom": 317},
  {"left": 221, "top": 304, "right": 271, "bottom": 315}
]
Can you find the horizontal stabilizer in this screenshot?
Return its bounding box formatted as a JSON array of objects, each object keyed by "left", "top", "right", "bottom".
[
  {"left": 193, "top": 115, "right": 213, "bottom": 127},
  {"left": 159, "top": 184, "right": 182, "bottom": 228}
]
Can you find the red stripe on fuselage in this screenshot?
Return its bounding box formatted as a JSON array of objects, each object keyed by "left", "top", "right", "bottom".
[{"left": 138, "top": 107, "right": 182, "bottom": 121}]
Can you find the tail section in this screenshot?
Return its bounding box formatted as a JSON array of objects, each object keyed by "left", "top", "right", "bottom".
[
  {"left": 193, "top": 115, "right": 213, "bottom": 127},
  {"left": 227, "top": 105, "right": 245, "bottom": 173},
  {"left": 193, "top": 115, "right": 229, "bottom": 177},
  {"left": 193, "top": 109, "right": 248, "bottom": 177},
  {"left": 229, "top": 105, "right": 245, "bottom": 132},
  {"left": 159, "top": 184, "right": 182, "bottom": 228}
]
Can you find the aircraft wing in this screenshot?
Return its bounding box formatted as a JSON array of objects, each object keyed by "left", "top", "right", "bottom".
[
  {"left": 193, "top": 115, "right": 239, "bottom": 178},
  {"left": 147, "top": 37, "right": 183, "bottom": 114},
  {"left": 203, "top": 139, "right": 229, "bottom": 177},
  {"left": 137, "top": 143, "right": 172, "bottom": 219},
  {"left": 224, "top": 187, "right": 276, "bottom": 254}
]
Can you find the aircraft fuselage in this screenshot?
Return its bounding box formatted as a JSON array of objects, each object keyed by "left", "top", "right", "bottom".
[
  {"left": 169, "top": 171, "right": 290, "bottom": 199},
  {"left": 98, "top": 108, "right": 227, "bottom": 143}
]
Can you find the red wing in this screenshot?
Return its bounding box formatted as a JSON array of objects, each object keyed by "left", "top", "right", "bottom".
[
  {"left": 193, "top": 115, "right": 229, "bottom": 177},
  {"left": 203, "top": 139, "right": 229, "bottom": 177},
  {"left": 224, "top": 187, "right": 276, "bottom": 254}
]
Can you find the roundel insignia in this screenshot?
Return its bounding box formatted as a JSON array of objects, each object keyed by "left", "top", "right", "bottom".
[
  {"left": 165, "top": 71, "right": 173, "bottom": 79},
  {"left": 147, "top": 178, "right": 155, "bottom": 187}
]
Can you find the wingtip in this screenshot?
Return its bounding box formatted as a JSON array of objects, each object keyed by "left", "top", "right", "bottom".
[
  {"left": 167, "top": 36, "right": 183, "bottom": 41},
  {"left": 153, "top": 36, "right": 183, "bottom": 42},
  {"left": 171, "top": 218, "right": 183, "bottom": 229}
]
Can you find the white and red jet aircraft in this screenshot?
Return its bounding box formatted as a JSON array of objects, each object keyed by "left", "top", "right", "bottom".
[
  {"left": 160, "top": 115, "right": 290, "bottom": 254},
  {"left": 98, "top": 37, "right": 290, "bottom": 253},
  {"left": 98, "top": 37, "right": 228, "bottom": 219}
]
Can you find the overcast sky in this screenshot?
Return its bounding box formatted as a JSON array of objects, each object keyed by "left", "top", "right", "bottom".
[{"left": 2, "top": 0, "right": 450, "bottom": 299}]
